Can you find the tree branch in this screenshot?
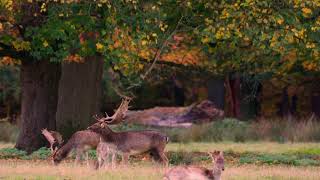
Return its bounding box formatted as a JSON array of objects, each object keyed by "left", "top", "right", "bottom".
[{"left": 140, "top": 16, "right": 184, "bottom": 80}]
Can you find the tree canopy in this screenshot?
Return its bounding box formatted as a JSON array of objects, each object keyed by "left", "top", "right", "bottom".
[{"left": 0, "top": 0, "right": 319, "bottom": 82}]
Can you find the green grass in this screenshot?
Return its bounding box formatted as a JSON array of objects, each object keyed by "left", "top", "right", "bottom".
[
  {"left": 1, "top": 142, "right": 319, "bottom": 167},
  {"left": 167, "top": 142, "right": 320, "bottom": 154},
  {"left": 0, "top": 142, "right": 320, "bottom": 179}
]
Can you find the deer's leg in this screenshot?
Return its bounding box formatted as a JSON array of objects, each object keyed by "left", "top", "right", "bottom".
[
  {"left": 96, "top": 149, "right": 103, "bottom": 169},
  {"left": 75, "top": 148, "right": 83, "bottom": 166},
  {"left": 111, "top": 152, "right": 116, "bottom": 169},
  {"left": 152, "top": 148, "right": 168, "bottom": 166},
  {"left": 121, "top": 153, "right": 129, "bottom": 166},
  {"left": 159, "top": 151, "right": 169, "bottom": 167},
  {"left": 86, "top": 151, "right": 89, "bottom": 167},
  {"left": 98, "top": 156, "right": 104, "bottom": 169}
]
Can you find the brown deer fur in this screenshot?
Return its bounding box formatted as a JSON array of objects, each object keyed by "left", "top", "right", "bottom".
[
  {"left": 164, "top": 151, "right": 224, "bottom": 180},
  {"left": 88, "top": 121, "right": 169, "bottom": 168},
  {"left": 52, "top": 130, "right": 100, "bottom": 165}
]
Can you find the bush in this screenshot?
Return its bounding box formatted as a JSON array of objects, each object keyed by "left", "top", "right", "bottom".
[
  {"left": 0, "top": 148, "right": 27, "bottom": 159},
  {"left": 29, "top": 147, "right": 51, "bottom": 160}
]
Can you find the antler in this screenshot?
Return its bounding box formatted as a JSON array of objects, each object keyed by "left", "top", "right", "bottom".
[
  {"left": 94, "top": 97, "right": 131, "bottom": 124},
  {"left": 41, "top": 128, "right": 56, "bottom": 145}
]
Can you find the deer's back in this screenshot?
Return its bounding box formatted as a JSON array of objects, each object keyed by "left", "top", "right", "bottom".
[
  {"left": 164, "top": 166, "right": 213, "bottom": 180},
  {"left": 71, "top": 130, "right": 100, "bottom": 148},
  {"left": 113, "top": 130, "right": 167, "bottom": 153}
]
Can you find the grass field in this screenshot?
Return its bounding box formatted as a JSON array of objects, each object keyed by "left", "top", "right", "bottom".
[
  {"left": 0, "top": 142, "right": 320, "bottom": 179},
  {"left": 0, "top": 160, "right": 320, "bottom": 180}
]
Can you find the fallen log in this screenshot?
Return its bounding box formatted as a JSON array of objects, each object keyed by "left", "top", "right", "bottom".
[{"left": 125, "top": 100, "right": 224, "bottom": 128}]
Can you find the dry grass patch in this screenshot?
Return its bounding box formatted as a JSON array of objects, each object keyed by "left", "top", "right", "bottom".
[
  {"left": 224, "top": 165, "right": 320, "bottom": 180},
  {"left": 0, "top": 142, "right": 14, "bottom": 149},
  {"left": 0, "top": 160, "right": 320, "bottom": 180}
]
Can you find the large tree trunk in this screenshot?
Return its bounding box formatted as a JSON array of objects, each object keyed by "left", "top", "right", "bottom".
[
  {"left": 207, "top": 77, "right": 225, "bottom": 110},
  {"left": 15, "top": 60, "right": 61, "bottom": 153},
  {"left": 56, "top": 57, "right": 103, "bottom": 139}
]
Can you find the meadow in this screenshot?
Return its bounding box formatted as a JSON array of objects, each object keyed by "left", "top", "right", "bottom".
[{"left": 1, "top": 142, "right": 320, "bottom": 180}]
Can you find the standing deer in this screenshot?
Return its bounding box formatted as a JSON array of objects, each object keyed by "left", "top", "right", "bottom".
[
  {"left": 88, "top": 97, "right": 169, "bottom": 169},
  {"left": 164, "top": 151, "right": 224, "bottom": 180},
  {"left": 51, "top": 130, "right": 100, "bottom": 166}
]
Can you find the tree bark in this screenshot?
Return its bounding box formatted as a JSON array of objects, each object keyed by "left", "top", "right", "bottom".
[
  {"left": 231, "top": 73, "right": 241, "bottom": 118},
  {"left": 207, "top": 77, "right": 225, "bottom": 110},
  {"left": 15, "top": 60, "right": 61, "bottom": 153},
  {"left": 56, "top": 57, "right": 103, "bottom": 139},
  {"left": 225, "top": 73, "right": 241, "bottom": 119}
]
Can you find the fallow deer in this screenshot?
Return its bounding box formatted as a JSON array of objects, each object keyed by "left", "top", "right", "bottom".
[
  {"left": 51, "top": 130, "right": 100, "bottom": 166},
  {"left": 164, "top": 151, "right": 225, "bottom": 180},
  {"left": 88, "top": 97, "right": 169, "bottom": 169}
]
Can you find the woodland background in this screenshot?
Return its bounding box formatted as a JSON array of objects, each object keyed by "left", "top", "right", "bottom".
[{"left": 0, "top": 0, "right": 319, "bottom": 153}]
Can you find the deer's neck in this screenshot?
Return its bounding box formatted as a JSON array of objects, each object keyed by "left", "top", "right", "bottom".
[{"left": 99, "top": 128, "right": 117, "bottom": 142}]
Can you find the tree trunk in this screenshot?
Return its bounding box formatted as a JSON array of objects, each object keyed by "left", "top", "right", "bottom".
[
  {"left": 207, "top": 77, "right": 225, "bottom": 110},
  {"left": 56, "top": 57, "right": 103, "bottom": 139},
  {"left": 15, "top": 60, "right": 61, "bottom": 153},
  {"left": 226, "top": 73, "right": 241, "bottom": 119}
]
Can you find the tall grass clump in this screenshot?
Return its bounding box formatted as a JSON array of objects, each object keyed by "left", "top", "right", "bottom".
[
  {"left": 161, "top": 118, "right": 320, "bottom": 143},
  {"left": 0, "top": 121, "right": 19, "bottom": 142},
  {"left": 249, "top": 118, "right": 320, "bottom": 142}
]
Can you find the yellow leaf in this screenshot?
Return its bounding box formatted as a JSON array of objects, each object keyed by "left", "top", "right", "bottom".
[
  {"left": 201, "top": 37, "right": 210, "bottom": 43},
  {"left": 277, "top": 18, "right": 284, "bottom": 25},
  {"left": 141, "top": 40, "right": 147, "bottom": 46},
  {"left": 302, "top": 8, "right": 312, "bottom": 14},
  {"left": 138, "top": 64, "right": 144, "bottom": 69},
  {"left": 96, "top": 43, "right": 104, "bottom": 50},
  {"left": 43, "top": 40, "right": 49, "bottom": 47},
  {"left": 302, "top": 8, "right": 312, "bottom": 17}
]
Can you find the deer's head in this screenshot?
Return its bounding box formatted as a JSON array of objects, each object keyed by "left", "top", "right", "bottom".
[
  {"left": 88, "top": 97, "right": 131, "bottom": 132},
  {"left": 209, "top": 151, "right": 225, "bottom": 172}
]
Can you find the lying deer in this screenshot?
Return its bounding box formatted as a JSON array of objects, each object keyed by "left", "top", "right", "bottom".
[
  {"left": 164, "top": 151, "right": 224, "bottom": 180},
  {"left": 88, "top": 97, "right": 169, "bottom": 169},
  {"left": 51, "top": 130, "right": 100, "bottom": 166}
]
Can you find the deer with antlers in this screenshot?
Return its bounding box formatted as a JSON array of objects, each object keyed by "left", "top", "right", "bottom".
[
  {"left": 164, "top": 151, "right": 225, "bottom": 180},
  {"left": 88, "top": 97, "right": 169, "bottom": 169}
]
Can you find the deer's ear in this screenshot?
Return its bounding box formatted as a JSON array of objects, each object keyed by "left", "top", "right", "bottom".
[
  {"left": 219, "top": 151, "right": 224, "bottom": 156},
  {"left": 208, "top": 152, "right": 215, "bottom": 162}
]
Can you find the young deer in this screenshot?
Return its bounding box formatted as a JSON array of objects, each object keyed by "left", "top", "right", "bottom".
[
  {"left": 88, "top": 97, "right": 169, "bottom": 169},
  {"left": 164, "top": 151, "right": 224, "bottom": 180},
  {"left": 52, "top": 130, "right": 100, "bottom": 166},
  {"left": 41, "top": 129, "right": 63, "bottom": 153}
]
